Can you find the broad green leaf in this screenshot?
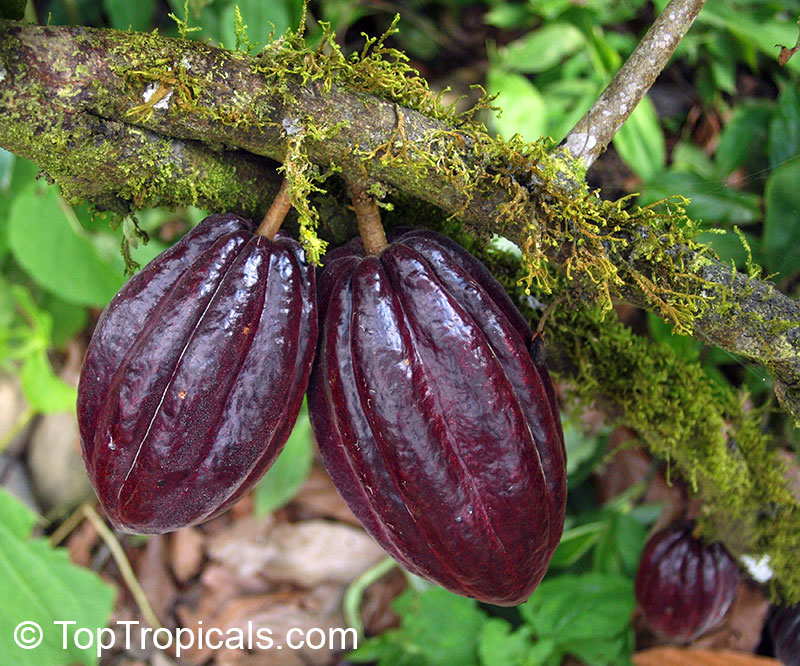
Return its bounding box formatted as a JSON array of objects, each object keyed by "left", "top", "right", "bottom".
[
  {"left": 486, "top": 69, "right": 547, "bottom": 142},
  {"left": 548, "top": 521, "right": 605, "bottom": 569},
  {"left": 102, "top": 0, "right": 154, "bottom": 30},
  {"left": 350, "top": 588, "right": 486, "bottom": 666},
  {"left": 762, "top": 158, "right": 800, "bottom": 279},
  {"left": 254, "top": 401, "right": 313, "bottom": 515},
  {"left": 769, "top": 86, "right": 800, "bottom": 170},
  {"left": 499, "top": 24, "right": 586, "bottom": 74},
  {"left": 0, "top": 487, "right": 115, "bottom": 666},
  {"left": 0, "top": 485, "right": 37, "bottom": 540},
  {"left": 483, "top": 5, "right": 533, "bottom": 29},
  {"left": 716, "top": 102, "right": 773, "bottom": 177},
  {"left": 8, "top": 184, "right": 123, "bottom": 307},
  {"left": 478, "top": 619, "right": 533, "bottom": 666},
  {"left": 41, "top": 294, "right": 88, "bottom": 349},
  {"left": 563, "top": 420, "right": 601, "bottom": 478},
  {"left": 700, "top": 3, "right": 800, "bottom": 72},
  {"left": 612, "top": 96, "right": 665, "bottom": 182},
  {"left": 525, "top": 0, "right": 574, "bottom": 20},
  {"left": 20, "top": 349, "right": 77, "bottom": 414},
  {"left": 592, "top": 513, "right": 647, "bottom": 578},
  {"left": 520, "top": 573, "right": 635, "bottom": 661}
]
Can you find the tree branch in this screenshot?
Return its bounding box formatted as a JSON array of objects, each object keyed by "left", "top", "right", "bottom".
[
  {"left": 562, "top": 0, "right": 707, "bottom": 167},
  {"left": 1, "top": 20, "right": 800, "bottom": 420}
]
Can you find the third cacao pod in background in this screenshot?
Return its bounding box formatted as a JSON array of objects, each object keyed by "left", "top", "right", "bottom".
[
  {"left": 769, "top": 604, "right": 800, "bottom": 665},
  {"left": 78, "top": 214, "right": 317, "bottom": 534},
  {"left": 635, "top": 521, "right": 740, "bottom": 642},
  {"left": 308, "top": 229, "right": 566, "bottom": 606}
]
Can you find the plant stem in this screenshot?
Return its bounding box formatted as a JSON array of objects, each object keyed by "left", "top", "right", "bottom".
[
  {"left": 561, "top": 0, "right": 707, "bottom": 167},
  {"left": 347, "top": 181, "right": 387, "bottom": 255},
  {"left": 82, "top": 504, "right": 162, "bottom": 630},
  {"left": 256, "top": 178, "right": 292, "bottom": 238},
  {"left": 342, "top": 557, "right": 397, "bottom": 639}
]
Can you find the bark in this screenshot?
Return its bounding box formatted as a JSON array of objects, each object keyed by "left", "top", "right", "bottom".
[{"left": 1, "top": 20, "right": 800, "bottom": 420}]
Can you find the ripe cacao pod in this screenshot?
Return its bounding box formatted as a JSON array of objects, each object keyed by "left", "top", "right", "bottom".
[
  {"left": 769, "top": 604, "right": 800, "bottom": 665},
  {"left": 78, "top": 213, "right": 317, "bottom": 534},
  {"left": 307, "top": 229, "right": 566, "bottom": 606},
  {"left": 635, "top": 522, "right": 740, "bottom": 642}
]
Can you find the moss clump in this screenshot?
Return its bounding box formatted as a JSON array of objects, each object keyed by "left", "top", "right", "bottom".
[{"left": 546, "top": 291, "right": 799, "bottom": 603}]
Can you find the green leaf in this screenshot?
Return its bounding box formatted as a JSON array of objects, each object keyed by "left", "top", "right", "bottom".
[
  {"left": 0, "top": 0, "right": 26, "bottom": 20},
  {"left": 716, "top": 102, "right": 773, "bottom": 177},
  {"left": 0, "top": 485, "right": 37, "bottom": 540},
  {"left": 499, "top": 24, "right": 586, "bottom": 73},
  {"left": 543, "top": 79, "right": 600, "bottom": 143},
  {"left": 0, "top": 487, "right": 115, "bottom": 666},
  {"left": 769, "top": 86, "right": 800, "bottom": 170},
  {"left": 102, "top": 0, "right": 154, "bottom": 30},
  {"left": 519, "top": 573, "right": 635, "bottom": 665},
  {"left": 8, "top": 184, "right": 124, "bottom": 307},
  {"left": 612, "top": 96, "right": 665, "bottom": 181},
  {"left": 483, "top": 5, "right": 533, "bottom": 29},
  {"left": 350, "top": 588, "right": 486, "bottom": 666},
  {"left": 522, "top": 573, "right": 634, "bottom": 640},
  {"left": 548, "top": 521, "right": 605, "bottom": 569},
  {"left": 592, "top": 513, "right": 647, "bottom": 578},
  {"left": 762, "top": 158, "right": 800, "bottom": 279},
  {"left": 699, "top": 4, "right": 800, "bottom": 73},
  {"left": 254, "top": 401, "right": 313, "bottom": 515},
  {"left": 20, "top": 349, "right": 77, "bottom": 414},
  {"left": 478, "top": 619, "right": 533, "bottom": 666},
  {"left": 41, "top": 294, "right": 88, "bottom": 349},
  {"left": 486, "top": 68, "right": 547, "bottom": 142}
]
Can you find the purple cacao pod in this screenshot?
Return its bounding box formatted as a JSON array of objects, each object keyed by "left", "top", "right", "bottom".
[
  {"left": 307, "top": 229, "right": 566, "bottom": 606},
  {"left": 635, "top": 522, "right": 740, "bottom": 642},
  {"left": 770, "top": 604, "right": 800, "bottom": 665},
  {"left": 78, "top": 213, "right": 317, "bottom": 534}
]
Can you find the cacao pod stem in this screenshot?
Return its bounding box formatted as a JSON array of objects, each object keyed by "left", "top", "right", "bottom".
[
  {"left": 256, "top": 178, "right": 292, "bottom": 239},
  {"left": 347, "top": 180, "right": 388, "bottom": 255}
]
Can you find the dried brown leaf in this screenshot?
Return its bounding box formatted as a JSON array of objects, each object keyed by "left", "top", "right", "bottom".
[
  {"left": 290, "top": 465, "right": 361, "bottom": 525},
  {"left": 169, "top": 527, "right": 205, "bottom": 584},
  {"left": 207, "top": 517, "right": 384, "bottom": 587}
]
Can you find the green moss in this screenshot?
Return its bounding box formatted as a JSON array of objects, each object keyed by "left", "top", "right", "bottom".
[{"left": 546, "top": 293, "right": 800, "bottom": 603}]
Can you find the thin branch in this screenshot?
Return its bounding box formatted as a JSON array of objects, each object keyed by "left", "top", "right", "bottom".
[{"left": 562, "top": 0, "right": 707, "bottom": 167}]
